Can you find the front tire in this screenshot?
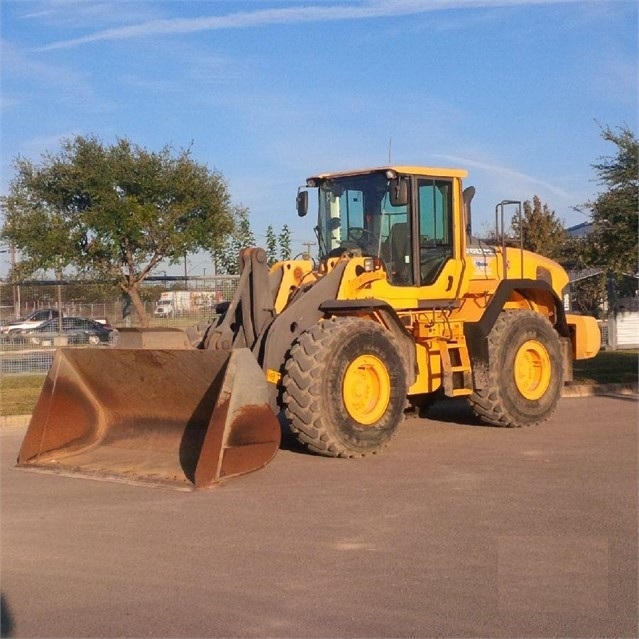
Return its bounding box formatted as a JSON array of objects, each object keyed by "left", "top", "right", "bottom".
[
  {"left": 283, "top": 316, "right": 407, "bottom": 457},
  {"left": 468, "top": 311, "right": 563, "bottom": 427}
]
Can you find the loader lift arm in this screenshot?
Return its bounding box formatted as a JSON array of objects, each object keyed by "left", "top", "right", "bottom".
[{"left": 201, "top": 247, "right": 276, "bottom": 351}]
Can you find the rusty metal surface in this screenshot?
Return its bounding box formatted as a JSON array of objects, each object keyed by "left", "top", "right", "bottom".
[{"left": 17, "top": 347, "right": 281, "bottom": 489}]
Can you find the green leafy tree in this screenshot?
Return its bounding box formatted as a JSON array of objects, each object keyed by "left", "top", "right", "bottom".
[
  {"left": 564, "top": 125, "right": 638, "bottom": 317},
  {"left": 215, "top": 205, "right": 256, "bottom": 275},
  {"left": 215, "top": 218, "right": 294, "bottom": 274},
  {"left": 578, "top": 125, "right": 638, "bottom": 279},
  {"left": 569, "top": 272, "right": 607, "bottom": 318},
  {"left": 278, "top": 224, "right": 292, "bottom": 261},
  {"left": 510, "top": 195, "right": 566, "bottom": 260},
  {"left": 1, "top": 135, "right": 235, "bottom": 326},
  {"left": 265, "top": 225, "right": 278, "bottom": 267}
]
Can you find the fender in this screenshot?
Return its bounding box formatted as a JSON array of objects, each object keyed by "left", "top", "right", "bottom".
[
  {"left": 318, "top": 298, "right": 417, "bottom": 388},
  {"left": 464, "top": 278, "right": 570, "bottom": 389}
]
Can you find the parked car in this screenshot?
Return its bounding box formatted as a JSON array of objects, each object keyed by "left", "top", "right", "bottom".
[
  {"left": 20, "top": 317, "right": 115, "bottom": 346},
  {"left": 0, "top": 308, "right": 63, "bottom": 335}
]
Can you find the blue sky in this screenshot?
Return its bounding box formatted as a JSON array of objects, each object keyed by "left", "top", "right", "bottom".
[{"left": 1, "top": 0, "right": 637, "bottom": 276}]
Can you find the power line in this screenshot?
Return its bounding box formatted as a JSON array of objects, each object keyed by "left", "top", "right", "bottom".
[{"left": 302, "top": 241, "right": 316, "bottom": 258}]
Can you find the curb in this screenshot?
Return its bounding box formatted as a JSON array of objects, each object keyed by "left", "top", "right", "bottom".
[
  {"left": 2, "top": 384, "right": 636, "bottom": 429},
  {"left": 562, "top": 383, "right": 639, "bottom": 398},
  {"left": 0, "top": 414, "right": 32, "bottom": 428}
]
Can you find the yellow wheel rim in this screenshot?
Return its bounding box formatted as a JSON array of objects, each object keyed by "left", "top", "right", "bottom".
[
  {"left": 514, "top": 339, "right": 552, "bottom": 400},
  {"left": 342, "top": 355, "right": 391, "bottom": 425}
]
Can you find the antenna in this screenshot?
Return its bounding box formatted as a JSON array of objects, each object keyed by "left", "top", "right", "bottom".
[{"left": 388, "top": 138, "right": 392, "bottom": 164}]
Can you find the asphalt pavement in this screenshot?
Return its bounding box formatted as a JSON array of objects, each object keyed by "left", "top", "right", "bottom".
[{"left": 1, "top": 394, "right": 637, "bottom": 638}]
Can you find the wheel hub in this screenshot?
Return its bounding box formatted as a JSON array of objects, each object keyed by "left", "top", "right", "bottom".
[
  {"left": 342, "top": 355, "right": 391, "bottom": 425},
  {"left": 514, "top": 339, "right": 552, "bottom": 400}
]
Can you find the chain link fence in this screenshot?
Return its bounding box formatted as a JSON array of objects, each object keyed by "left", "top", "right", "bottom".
[{"left": 0, "top": 276, "right": 240, "bottom": 376}]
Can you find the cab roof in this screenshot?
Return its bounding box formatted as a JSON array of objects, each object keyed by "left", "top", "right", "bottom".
[{"left": 307, "top": 165, "right": 468, "bottom": 182}]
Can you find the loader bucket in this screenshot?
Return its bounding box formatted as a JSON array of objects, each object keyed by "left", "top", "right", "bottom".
[{"left": 16, "top": 347, "right": 281, "bottom": 490}]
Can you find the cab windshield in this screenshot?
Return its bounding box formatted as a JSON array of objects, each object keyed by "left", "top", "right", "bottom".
[{"left": 316, "top": 172, "right": 406, "bottom": 260}]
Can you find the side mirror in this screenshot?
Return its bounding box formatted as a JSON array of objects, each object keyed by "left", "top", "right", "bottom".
[
  {"left": 389, "top": 178, "right": 408, "bottom": 207},
  {"left": 296, "top": 189, "right": 308, "bottom": 217},
  {"left": 463, "top": 186, "right": 475, "bottom": 236}
]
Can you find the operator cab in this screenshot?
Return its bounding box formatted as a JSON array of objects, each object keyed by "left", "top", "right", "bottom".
[{"left": 297, "top": 167, "right": 459, "bottom": 286}]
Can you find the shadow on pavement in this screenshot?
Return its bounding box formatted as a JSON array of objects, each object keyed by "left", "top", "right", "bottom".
[{"left": 1, "top": 592, "right": 15, "bottom": 638}]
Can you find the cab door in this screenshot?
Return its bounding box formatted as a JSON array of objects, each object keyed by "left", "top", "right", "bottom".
[{"left": 413, "top": 177, "right": 463, "bottom": 299}]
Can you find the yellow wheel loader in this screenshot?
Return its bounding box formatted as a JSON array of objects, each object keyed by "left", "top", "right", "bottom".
[{"left": 17, "top": 165, "right": 601, "bottom": 489}]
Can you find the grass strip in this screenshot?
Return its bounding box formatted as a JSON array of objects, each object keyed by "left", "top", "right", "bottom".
[
  {"left": 572, "top": 350, "right": 638, "bottom": 385},
  {"left": 0, "top": 374, "right": 46, "bottom": 416}
]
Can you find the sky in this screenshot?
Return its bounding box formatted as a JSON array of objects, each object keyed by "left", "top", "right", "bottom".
[{"left": 1, "top": 0, "right": 637, "bottom": 277}]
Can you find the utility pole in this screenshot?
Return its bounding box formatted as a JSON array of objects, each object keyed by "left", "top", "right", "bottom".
[
  {"left": 10, "top": 244, "right": 20, "bottom": 319},
  {"left": 302, "top": 241, "right": 316, "bottom": 259}
]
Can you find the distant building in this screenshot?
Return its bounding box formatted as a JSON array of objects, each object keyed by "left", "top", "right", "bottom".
[{"left": 565, "top": 222, "right": 593, "bottom": 238}]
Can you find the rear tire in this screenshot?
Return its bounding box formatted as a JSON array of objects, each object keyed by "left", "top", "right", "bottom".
[
  {"left": 283, "top": 316, "right": 407, "bottom": 457},
  {"left": 468, "top": 311, "right": 563, "bottom": 427}
]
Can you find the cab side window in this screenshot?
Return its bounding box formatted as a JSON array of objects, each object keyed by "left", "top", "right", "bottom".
[
  {"left": 417, "top": 179, "right": 453, "bottom": 285},
  {"left": 381, "top": 192, "right": 412, "bottom": 285}
]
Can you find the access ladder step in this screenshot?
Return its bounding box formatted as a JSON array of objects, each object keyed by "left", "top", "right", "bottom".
[{"left": 440, "top": 340, "right": 473, "bottom": 397}]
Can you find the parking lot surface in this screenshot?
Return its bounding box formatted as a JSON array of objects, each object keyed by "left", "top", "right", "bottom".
[{"left": 1, "top": 395, "right": 637, "bottom": 638}]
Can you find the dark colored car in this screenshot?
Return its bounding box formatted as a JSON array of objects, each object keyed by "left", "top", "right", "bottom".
[{"left": 22, "top": 317, "right": 115, "bottom": 347}]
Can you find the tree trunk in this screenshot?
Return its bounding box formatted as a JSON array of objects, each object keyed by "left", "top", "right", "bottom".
[{"left": 127, "top": 283, "right": 149, "bottom": 328}]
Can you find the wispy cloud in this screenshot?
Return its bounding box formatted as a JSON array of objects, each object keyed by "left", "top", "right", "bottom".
[
  {"left": 22, "top": 0, "right": 160, "bottom": 29},
  {"left": 2, "top": 39, "right": 82, "bottom": 86},
  {"left": 435, "top": 154, "right": 579, "bottom": 201},
  {"left": 35, "top": 0, "right": 599, "bottom": 51},
  {"left": 1, "top": 39, "right": 111, "bottom": 114}
]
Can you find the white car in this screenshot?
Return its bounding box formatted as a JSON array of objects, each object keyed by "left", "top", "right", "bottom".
[
  {"left": 154, "top": 300, "right": 174, "bottom": 318},
  {"left": 1, "top": 309, "right": 63, "bottom": 335}
]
